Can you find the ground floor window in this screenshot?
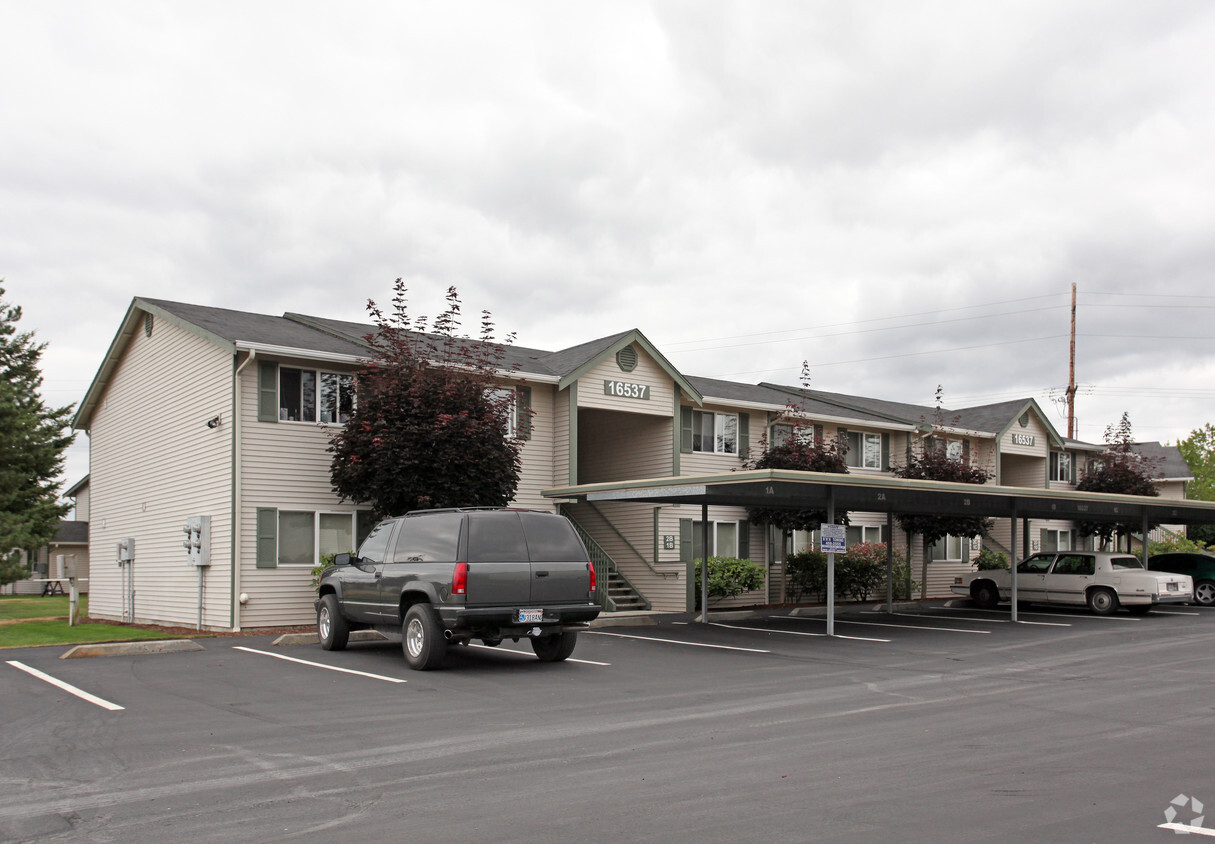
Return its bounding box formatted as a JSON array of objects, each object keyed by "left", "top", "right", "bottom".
[
  {"left": 693, "top": 520, "right": 738, "bottom": 559},
  {"left": 930, "top": 534, "right": 965, "bottom": 562},
  {"left": 256, "top": 508, "right": 376, "bottom": 568},
  {"left": 1040, "top": 528, "right": 1075, "bottom": 553}
]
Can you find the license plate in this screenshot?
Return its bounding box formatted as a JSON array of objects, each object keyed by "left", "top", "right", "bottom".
[
  {"left": 1167, "top": 582, "right": 1179, "bottom": 592},
  {"left": 516, "top": 609, "right": 544, "bottom": 623}
]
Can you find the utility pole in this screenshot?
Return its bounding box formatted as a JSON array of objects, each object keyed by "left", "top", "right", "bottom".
[{"left": 1066, "top": 283, "right": 1077, "bottom": 439}]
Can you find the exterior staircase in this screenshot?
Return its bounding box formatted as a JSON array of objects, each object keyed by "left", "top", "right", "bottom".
[{"left": 560, "top": 507, "right": 651, "bottom": 613}]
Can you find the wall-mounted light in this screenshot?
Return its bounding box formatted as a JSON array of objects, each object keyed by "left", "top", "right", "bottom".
[{"left": 206, "top": 415, "right": 221, "bottom": 429}]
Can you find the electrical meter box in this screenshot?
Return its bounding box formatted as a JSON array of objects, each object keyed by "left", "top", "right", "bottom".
[
  {"left": 117, "top": 537, "right": 136, "bottom": 562},
  {"left": 183, "top": 516, "right": 211, "bottom": 566}
]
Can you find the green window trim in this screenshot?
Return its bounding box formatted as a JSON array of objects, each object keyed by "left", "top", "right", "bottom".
[
  {"left": 257, "top": 361, "right": 279, "bottom": 422},
  {"left": 256, "top": 508, "right": 277, "bottom": 568},
  {"left": 680, "top": 406, "right": 694, "bottom": 454},
  {"left": 738, "top": 413, "right": 750, "bottom": 461},
  {"left": 516, "top": 385, "right": 533, "bottom": 441}
]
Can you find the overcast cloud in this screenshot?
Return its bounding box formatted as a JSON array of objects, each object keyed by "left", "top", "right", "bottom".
[{"left": 3, "top": 1, "right": 1214, "bottom": 490}]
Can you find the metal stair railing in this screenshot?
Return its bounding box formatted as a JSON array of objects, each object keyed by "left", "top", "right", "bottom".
[{"left": 559, "top": 505, "right": 651, "bottom": 612}]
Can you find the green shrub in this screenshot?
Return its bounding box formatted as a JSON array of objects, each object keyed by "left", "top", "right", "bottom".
[
  {"left": 974, "top": 547, "right": 1009, "bottom": 570},
  {"left": 693, "top": 557, "right": 766, "bottom": 608},
  {"left": 312, "top": 553, "right": 342, "bottom": 591},
  {"left": 1148, "top": 536, "right": 1210, "bottom": 556},
  {"left": 784, "top": 542, "right": 915, "bottom": 603}
]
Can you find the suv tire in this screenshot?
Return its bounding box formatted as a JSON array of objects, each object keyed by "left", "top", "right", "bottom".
[
  {"left": 317, "top": 594, "right": 349, "bottom": 651},
  {"left": 403, "top": 604, "right": 447, "bottom": 670},
  {"left": 531, "top": 631, "right": 578, "bottom": 662}
]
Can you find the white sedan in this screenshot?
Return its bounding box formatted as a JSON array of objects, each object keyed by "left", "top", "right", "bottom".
[{"left": 952, "top": 551, "right": 1193, "bottom": 615}]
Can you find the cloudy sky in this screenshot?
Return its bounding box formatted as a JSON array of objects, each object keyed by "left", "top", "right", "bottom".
[{"left": 3, "top": 1, "right": 1214, "bottom": 490}]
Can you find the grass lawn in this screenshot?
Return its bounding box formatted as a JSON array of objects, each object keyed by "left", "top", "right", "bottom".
[{"left": 0, "top": 595, "right": 191, "bottom": 649}]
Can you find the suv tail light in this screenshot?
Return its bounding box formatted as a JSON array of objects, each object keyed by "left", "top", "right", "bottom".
[
  {"left": 452, "top": 562, "right": 468, "bottom": 595},
  {"left": 587, "top": 560, "right": 596, "bottom": 595}
]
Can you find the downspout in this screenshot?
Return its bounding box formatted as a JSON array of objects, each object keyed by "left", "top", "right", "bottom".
[{"left": 231, "top": 349, "right": 257, "bottom": 631}]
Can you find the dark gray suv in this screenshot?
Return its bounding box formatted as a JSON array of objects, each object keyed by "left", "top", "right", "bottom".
[{"left": 315, "top": 508, "right": 600, "bottom": 669}]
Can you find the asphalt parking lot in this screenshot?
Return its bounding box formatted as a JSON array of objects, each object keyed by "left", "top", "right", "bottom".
[{"left": 3, "top": 601, "right": 1215, "bottom": 843}]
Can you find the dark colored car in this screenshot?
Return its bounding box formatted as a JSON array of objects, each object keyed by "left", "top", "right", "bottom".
[
  {"left": 315, "top": 508, "right": 600, "bottom": 669},
  {"left": 1148, "top": 552, "right": 1215, "bottom": 607}
]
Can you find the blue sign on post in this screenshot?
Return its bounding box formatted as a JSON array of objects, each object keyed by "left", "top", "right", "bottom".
[{"left": 820, "top": 523, "right": 846, "bottom": 555}]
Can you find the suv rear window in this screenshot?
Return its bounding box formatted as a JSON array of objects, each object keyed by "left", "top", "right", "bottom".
[
  {"left": 468, "top": 511, "right": 530, "bottom": 563},
  {"left": 520, "top": 512, "right": 588, "bottom": 562},
  {"left": 394, "top": 513, "right": 462, "bottom": 562}
]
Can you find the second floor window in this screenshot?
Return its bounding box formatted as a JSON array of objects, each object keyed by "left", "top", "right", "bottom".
[
  {"left": 693, "top": 411, "right": 738, "bottom": 454},
  {"left": 1049, "top": 451, "right": 1073, "bottom": 483},
  {"left": 845, "top": 431, "right": 883, "bottom": 469},
  {"left": 280, "top": 368, "right": 354, "bottom": 424}
]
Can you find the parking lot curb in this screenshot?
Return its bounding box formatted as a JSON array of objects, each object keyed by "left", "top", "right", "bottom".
[
  {"left": 273, "top": 629, "right": 386, "bottom": 646},
  {"left": 589, "top": 612, "right": 659, "bottom": 628},
  {"left": 60, "top": 639, "right": 206, "bottom": 659}
]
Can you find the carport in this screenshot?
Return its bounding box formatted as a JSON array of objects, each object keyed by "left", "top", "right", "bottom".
[{"left": 546, "top": 469, "right": 1215, "bottom": 629}]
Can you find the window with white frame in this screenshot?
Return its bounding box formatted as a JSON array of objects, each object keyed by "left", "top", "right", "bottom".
[
  {"left": 279, "top": 367, "right": 354, "bottom": 424},
  {"left": 845, "top": 431, "right": 882, "bottom": 469},
  {"left": 693, "top": 411, "right": 738, "bottom": 455},
  {"left": 1040, "top": 528, "right": 1074, "bottom": 553},
  {"left": 946, "top": 440, "right": 964, "bottom": 462},
  {"left": 1049, "top": 451, "right": 1073, "bottom": 483},
  {"left": 692, "top": 520, "right": 738, "bottom": 559},
  {"left": 258, "top": 509, "right": 375, "bottom": 567},
  {"left": 930, "top": 534, "right": 965, "bottom": 562},
  {"left": 487, "top": 387, "right": 518, "bottom": 438},
  {"left": 846, "top": 525, "right": 885, "bottom": 547}
]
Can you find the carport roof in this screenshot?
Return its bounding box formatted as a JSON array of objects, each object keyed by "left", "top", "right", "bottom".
[{"left": 544, "top": 469, "right": 1215, "bottom": 526}]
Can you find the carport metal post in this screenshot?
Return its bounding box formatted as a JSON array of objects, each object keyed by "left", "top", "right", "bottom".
[
  {"left": 1141, "top": 512, "right": 1150, "bottom": 566},
  {"left": 700, "top": 503, "right": 709, "bottom": 624},
  {"left": 827, "top": 487, "right": 835, "bottom": 636},
  {"left": 885, "top": 509, "right": 894, "bottom": 614},
  {"left": 1010, "top": 505, "right": 1018, "bottom": 623}
]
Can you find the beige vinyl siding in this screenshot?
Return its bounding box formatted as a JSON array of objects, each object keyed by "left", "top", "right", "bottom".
[
  {"left": 566, "top": 500, "right": 688, "bottom": 612},
  {"left": 554, "top": 387, "right": 572, "bottom": 487},
  {"left": 1001, "top": 455, "right": 1046, "bottom": 489},
  {"left": 680, "top": 404, "right": 754, "bottom": 476},
  {"left": 576, "top": 348, "right": 674, "bottom": 417},
  {"left": 1002, "top": 414, "right": 1049, "bottom": 456},
  {"left": 237, "top": 357, "right": 365, "bottom": 628},
  {"left": 87, "top": 316, "right": 233, "bottom": 628},
  {"left": 578, "top": 409, "right": 672, "bottom": 484},
  {"left": 510, "top": 382, "right": 557, "bottom": 511}
]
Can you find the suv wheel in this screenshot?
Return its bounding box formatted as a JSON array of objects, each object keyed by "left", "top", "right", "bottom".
[
  {"left": 403, "top": 604, "right": 447, "bottom": 670},
  {"left": 317, "top": 594, "right": 349, "bottom": 651},
  {"left": 531, "top": 631, "right": 578, "bottom": 662}
]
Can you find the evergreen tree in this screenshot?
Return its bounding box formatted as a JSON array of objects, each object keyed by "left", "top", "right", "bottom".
[
  {"left": 0, "top": 285, "right": 75, "bottom": 586},
  {"left": 1075, "top": 412, "right": 1160, "bottom": 546},
  {"left": 328, "top": 282, "right": 523, "bottom": 517},
  {"left": 1178, "top": 423, "right": 1215, "bottom": 503}
]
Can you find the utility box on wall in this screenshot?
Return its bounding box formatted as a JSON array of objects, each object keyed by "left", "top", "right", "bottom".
[{"left": 183, "top": 516, "right": 211, "bottom": 566}]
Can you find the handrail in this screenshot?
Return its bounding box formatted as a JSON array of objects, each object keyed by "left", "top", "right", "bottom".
[
  {"left": 584, "top": 500, "right": 675, "bottom": 579},
  {"left": 559, "top": 505, "right": 651, "bottom": 610}
]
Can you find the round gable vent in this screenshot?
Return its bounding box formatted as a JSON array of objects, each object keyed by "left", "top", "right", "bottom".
[{"left": 616, "top": 346, "right": 638, "bottom": 372}]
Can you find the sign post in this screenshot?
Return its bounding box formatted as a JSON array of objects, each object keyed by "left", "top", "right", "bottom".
[{"left": 821, "top": 521, "right": 845, "bottom": 637}]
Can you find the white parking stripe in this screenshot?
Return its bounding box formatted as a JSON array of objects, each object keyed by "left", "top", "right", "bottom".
[
  {"left": 587, "top": 631, "right": 770, "bottom": 653},
  {"left": 6, "top": 661, "right": 124, "bottom": 711},
  {"left": 786, "top": 615, "right": 990, "bottom": 634},
  {"left": 864, "top": 611, "right": 1072, "bottom": 628},
  {"left": 709, "top": 621, "right": 892, "bottom": 643},
  {"left": 232, "top": 647, "right": 407, "bottom": 682},
  {"left": 940, "top": 606, "right": 1141, "bottom": 622},
  {"left": 463, "top": 643, "right": 611, "bottom": 666},
  {"left": 1160, "top": 823, "right": 1215, "bottom": 837}
]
